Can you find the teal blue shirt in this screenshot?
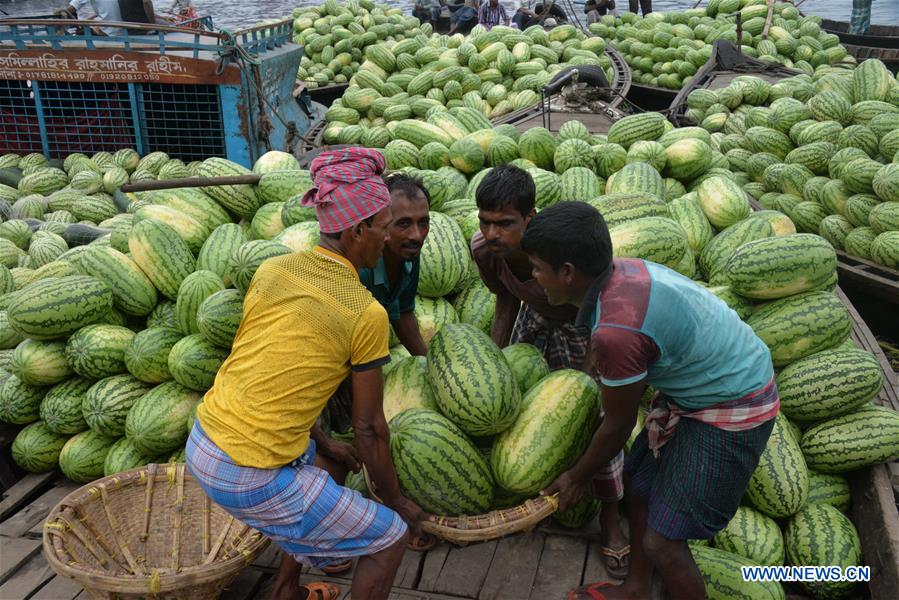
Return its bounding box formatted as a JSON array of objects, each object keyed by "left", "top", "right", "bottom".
[{"left": 359, "top": 256, "right": 420, "bottom": 321}]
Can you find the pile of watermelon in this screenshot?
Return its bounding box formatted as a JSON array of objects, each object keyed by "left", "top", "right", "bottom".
[
  {"left": 683, "top": 58, "right": 899, "bottom": 269},
  {"left": 290, "top": 0, "right": 431, "bottom": 89},
  {"left": 590, "top": 2, "right": 849, "bottom": 90},
  {"left": 321, "top": 22, "right": 613, "bottom": 145}
]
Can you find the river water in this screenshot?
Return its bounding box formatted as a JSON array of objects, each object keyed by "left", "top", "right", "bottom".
[{"left": 1, "top": 0, "right": 897, "bottom": 30}]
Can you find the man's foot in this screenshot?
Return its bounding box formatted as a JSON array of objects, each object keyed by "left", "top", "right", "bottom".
[
  {"left": 599, "top": 506, "right": 630, "bottom": 578},
  {"left": 278, "top": 581, "right": 341, "bottom": 600},
  {"left": 568, "top": 581, "right": 650, "bottom": 600}
]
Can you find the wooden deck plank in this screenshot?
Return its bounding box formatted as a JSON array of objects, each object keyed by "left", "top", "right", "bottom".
[
  {"left": 394, "top": 547, "right": 426, "bottom": 590},
  {"left": 0, "top": 537, "right": 42, "bottom": 585},
  {"left": 431, "top": 541, "right": 498, "bottom": 598},
  {"left": 29, "top": 574, "right": 84, "bottom": 600},
  {"left": 0, "top": 472, "right": 57, "bottom": 521},
  {"left": 0, "top": 482, "right": 79, "bottom": 538},
  {"left": 478, "top": 533, "right": 545, "bottom": 600},
  {"left": 850, "top": 465, "right": 899, "bottom": 600},
  {"left": 416, "top": 543, "right": 451, "bottom": 593},
  {"left": 0, "top": 550, "right": 55, "bottom": 599},
  {"left": 528, "top": 534, "right": 589, "bottom": 600}
]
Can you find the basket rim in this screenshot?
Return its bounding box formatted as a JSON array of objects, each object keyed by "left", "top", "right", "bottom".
[{"left": 42, "top": 463, "right": 269, "bottom": 594}]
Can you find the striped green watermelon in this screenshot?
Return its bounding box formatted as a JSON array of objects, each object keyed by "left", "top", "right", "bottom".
[
  {"left": 586, "top": 192, "right": 669, "bottom": 229},
  {"left": 871, "top": 231, "right": 899, "bottom": 268},
  {"left": 103, "top": 437, "right": 157, "bottom": 477},
  {"left": 132, "top": 204, "right": 210, "bottom": 254},
  {"left": 452, "top": 279, "right": 495, "bottom": 335},
  {"left": 427, "top": 323, "right": 520, "bottom": 437},
  {"left": 609, "top": 217, "right": 689, "bottom": 269},
  {"left": 712, "top": 506, "right": 785, "bottom": 566},
  {"left": 697, "top": 176, "right": 751, "bottom": 229},
  {"left": 383, "top": 356, "right": 438, "bottom": 424},
  {"left": 418, "top": 212, "right": 469, "bottom": 298},
  {"left": 843, "top": 226, "right": 877, "bottom": 260},
  {"left": 492, "top": 370, "right": 598, "bottom": 495},
  {"left": 145, "top": 188, "right": 233, "bottom": 233},
  {"left": 197, "top": 158, "right": 262, "bottom": 219},
  {"left": 554, "top": 139, "right": 595, "bottom": 174},
  {"left": 255, "top": 169, "right": 311, "bottom": 205},
  {"left": 776, "top": 349, "right": 883, "bottom": 422},
  {"left": 626, "top": 141, "right": 667, "bottom": 173},
  {"left": 800, "top": 405, "right": 899, "bottom": 473},
  {"left": 784, "top": 503, "right": 862, "bottom": 600},
  {"left": 593, "top": 144, "right": 627, "bottom": 179},
  {"left": 7, "top": 275, "right": 112, "bottom": 340},
  {"left": 818, "top": 215, "right": 854, "bottom": 250},
  {"left": 167, "top": 334, "right": 229, "bottom": 392},
  {"left": 175, "top": 270, "right": 225, "bottom": 335},
  {"left": 83, "top": 374, "right": 153, "bottom": 437},
  {"left": 128, "top": 219, "right": 196, "bottom": 300},
  {"left": 39, "top": 377, "right": 93, "bottom": 434},
  {"left": 169, "top": 447, "right": 187, "bottom": 463},
  {"left": 746, "top": 291, "right": 852, "bottom": 367},
  {"left": 606, "top": 162, "right": 665, "bottom": 199},
  {"left": 555, "top": 498, "right": 599, "bottom": 528},
  {"left": 691, "top": 545, "right": 785, "bottom": 600},
  {"left": 806, "top": 470, "right": 852, "bottom": 513},
  {"left": 249, "top": 202, "right": 285, "bottom": 241},
  {"left": 12, "top": 421, "right": 70, "bottom": 473},
  {"left": 705, "top": 285, "right": 754, "bottom": 320},
  {"left": 196, "top": 289, "right": 244, "bottom": 349},
  {"left": 227, "top": 240, "right": 292, "bottom": 294},
  {"left": 65, "top": 324, "right": 135, "bottom": 379},
  {"left": 724, "top": 234, "right": 836, "bottom": 300},
  {"left": 124, "top": 326, "right": 182, "bottom": 383},
  {"left": 280, "top": 196, "right": 317, "bottom": 228},
  {"left": 11, "top": 339, "right": 72, "bottom": 386},
  {"left": 607, "top": 112, "right": 667, "bottom": 150},
  {"left": 274, "top": 222, "right": 320, "bottom": 253},
  {"left": 125, "top": 381, "right": 201, "bottom": 455},
  {"left": 413, "top": 295, "right": 459, "bottom": 344},
  {"left": 517, "top": 127, "right": 556, "bottom": 170},
  {"left": 664, "top": 138, "right": 713, "bottom": 181},
  {"left": 852, "top": 58, "right": 893, "bottom": 103},
  {"left": 389, "top": 407, "right": 493, "bottom": 515},
  {"left": 79, "top": 246, "right": 158, "bottom": 316},
  {"left": 529, "top": 168, "right": 562, "bottom": 209},
  {"left": 59, "top": 429, "right": 119, "bottom": 482},
  {"left": 559, "top": 167, "right": 603, "bottom": 202},
  {"left": 197, "top": 223, "right": 249, "bottom": 287},
  {"left": 745, "top": 413, "right": 809, "bottom": 519},
  {"left": 668, "top": 195, "right": 714, "bottom": 253},
  {"left": 502, "top": 343, "right": 550, "bottom": 396},
  {"left": 0, "top": 374, "right": 47, "bottom": 424}
]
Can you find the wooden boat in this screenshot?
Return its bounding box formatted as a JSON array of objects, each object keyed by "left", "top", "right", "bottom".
[
  {"left": 670, "top": 40, "right": 800, "bottom": 126},
  {"left": 2, "top": 287, "right": 895, "bottom": 599},
  {"left": 819, "top": 18, "right": 899, "bottom": 73},
  {"left": 307, "top": 82, "right": 350, "bottom": 108}
]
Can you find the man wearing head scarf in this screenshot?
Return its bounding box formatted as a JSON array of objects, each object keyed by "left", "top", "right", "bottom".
[{"left": 186, "top": 148, "right": 425, "bottom": 600}]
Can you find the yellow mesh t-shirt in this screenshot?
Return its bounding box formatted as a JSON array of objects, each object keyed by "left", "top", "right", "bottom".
[{"left": 197, "top": 247, "right": 390, "bottom": 468}]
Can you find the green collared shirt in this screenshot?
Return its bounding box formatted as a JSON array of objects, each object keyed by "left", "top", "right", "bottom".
[{"left": 359, "top": 256, "right": 420, "bottom": 321}]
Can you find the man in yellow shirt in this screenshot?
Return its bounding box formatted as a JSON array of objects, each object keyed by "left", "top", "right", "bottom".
[{"left": 186, "top": 148, "right": 424, "bottom": 600}]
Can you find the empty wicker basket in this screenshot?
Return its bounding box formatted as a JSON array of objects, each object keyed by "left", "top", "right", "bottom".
[{"left": 43, "top": 463, "right": 270, "bottom": 599}]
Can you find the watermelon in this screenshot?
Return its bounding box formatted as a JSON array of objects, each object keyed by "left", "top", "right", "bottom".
[
  {"left": 196, "top": 289, "right": 244, "bottom": 348},
  {"left": 197, "top": 157, "right": 262, "bottom": 219},
  {"left": 745, "top": 413, "right": 809, "bottom": 519},
  {"left": 502, "top": 343, "right": 551, "bottom": 395},
  {"left": 10, "top": 338, "right": 72, "bottom": 386},
  {"left": 175, "top": 270, "right": 226, "bottom": 335},
  {"left": 227, "top": 240, "right": 292, "bottom": 294},
  {"left": 606, "top": 162, "right": 665, "bottom": 199},
  {"left": 0, "top": 375, "right": 47, "bottom": 424},
  {"left": 417, "top": 212, "right": 469, "bottom": 298},
  {"left": 413, "top": 295, "right": 459, "bottom": 344},
  {"left": 517, "top": 127, "right": 556, "bottom": 170},
  {"left": 492, "top": 370, "right": 598, "bottom": 495},
  {"left": 724, "top": 234, "right": 836, "bottom": 300},
  {"left": 696, "top": 176, "right": 751, "bottom": 229},
  {"left": 128, "top": 219, "right": 196, "bottom": 300},
  {"left": 452, "top": 279, "right": 495, "bottom": 335},
  {"left": 197, "top": 223, "right": 250, "bottom": 286},
  {"left": 65, "top": 324, "right": 135, "bottom": 379},
  {"left": 79, "top": 246, "right": 158, "bottom": 316},
  {"left": 389, "top": 408, "right": 493, "bottom": 515},
  {"left": 746, "top": 291, "right": 852, "bottom": 367},
  {"left": 83, "top": 374, "right": 153, "bottom": 437},
  {"left": 555, "top": 498, "right": 599, "bottom": 528},
  {"left": 691, "top": 545, "right": 785, "bottom": 600},
  {"left": 609, "top": 217, "right": 689, "bottom": 268},
  {"left": 800, "top": 405, "right": 899, "bottom": 473},
  {"left": 104, "top": 437, "right": 158, "bottom": 476},
  {"left": 664, "top": 138, "right": 713, "bottom": 181},
  {"left": 712, "top": 506, "right": 785, "bottom": 566},
  {"left": 427, "top": 324, "right": 519, "bottom": 437},
  {"left": 125, "top": 381, "right": 201, "bottom": 455},
  {"left": 806, "top": 470, "right": 852, "bottom": 513},
  {"left": 608, "top": 112, "right": 667, "bottom": 150},
  {"left": 383, "top": 356, "right": 438, "bottom": 424},
  {"left": 776, "top": 349, "right": 883, "bottom": 422},
  {"left": 784, "top": 503, "right": 862, "bottom": 600},
  {"left": 124, "top": 326, "right": 182, "bottom": 383},
  {"left": 12, "top": 421, "right": 70, "bottom": 472},
  {"left": 59, "top": 429, "right": 119, "bottom": 482},
  {"left": 39, "top": 377, "right": 93, "bottom": 434},
  {"left": 167, "top": 334, "right": 229, "bottom": 392},
  {"left": 7, "top": 275, "right": 112, "bottom": 340}
]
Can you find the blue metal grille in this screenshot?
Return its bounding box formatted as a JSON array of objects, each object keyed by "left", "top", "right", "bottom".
[
  {"left": 0, "top": 79, "right": 42, "bottom": 154},
  {"left": 37, "top": 80, "right": 136, "bottom": 156},
  {"left": 138, "top": 83, "right": 224, "bottom": 160}
]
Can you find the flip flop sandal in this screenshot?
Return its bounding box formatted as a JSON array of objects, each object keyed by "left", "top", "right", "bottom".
[
  {"left": 320, "top": 559, "right": 352, "bottom": 575},
  {"left": 300, "top": 581, "right": 341, "bottom": 600},
  {"left": 568, "top": 581, "right": 614, "bottom": 600},
  {"left": 408, "top": 534, "right": 436, "bottom": 552},
  {"left": 601, "top": 545, "right": 630, "bottom": 579}
]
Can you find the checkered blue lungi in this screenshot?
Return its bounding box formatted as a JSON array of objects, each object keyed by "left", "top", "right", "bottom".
[
  {"left": 850, "top": 0, "right": 872, "bottom": 34},
  {"left": 186, "top": 421, "right": 407, "bottom": 568}
]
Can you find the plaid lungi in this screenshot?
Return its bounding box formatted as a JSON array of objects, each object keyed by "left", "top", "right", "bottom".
[
  {"left": 186, "top": 421, "right": 406, "bottom": 568},
  {"left": 850, "top": 0, "right": 872, "bottom": 34},
  {"left": 624, "top": 382, "right": 779, "bottom": 540},
  {"left": 511, "top": 304, "right": 624, "bottom": 502}
]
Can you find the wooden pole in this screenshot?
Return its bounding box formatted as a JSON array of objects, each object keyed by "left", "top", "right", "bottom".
[
  {"left": 120, "top": 174, "right": 262, "bottom": 193},
  {"left": 762, "top": 0, "right": 776, "bottom": 39}
]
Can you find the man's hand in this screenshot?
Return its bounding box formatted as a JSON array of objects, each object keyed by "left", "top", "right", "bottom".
[
  {"left": 319, "top": 438, "right": 361, "bottom": 473},
  {"left": 541, "top": 469, "right": 591, "bottom": 513},
  {"left": 389, "top": 496, "right": 429, "bottom": 538}
]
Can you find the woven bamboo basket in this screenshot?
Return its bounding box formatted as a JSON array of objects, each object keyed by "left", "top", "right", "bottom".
[
  {"left": 363, "top": 466, "right": 559, "bottom": 545},
  {"left": 43, "top": 463, "right": 270, "bottom": 600}
]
